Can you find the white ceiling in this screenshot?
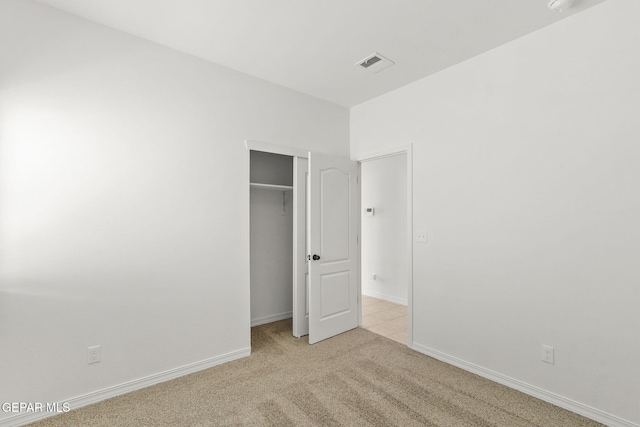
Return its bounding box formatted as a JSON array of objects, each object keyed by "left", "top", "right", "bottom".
[{"left": 35, "top": 0, "right": 608, "bottom": 107}]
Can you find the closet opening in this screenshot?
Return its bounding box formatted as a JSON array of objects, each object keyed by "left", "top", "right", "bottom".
[{"left": 249, "top": 150, "right": 295, "bottom": 329}]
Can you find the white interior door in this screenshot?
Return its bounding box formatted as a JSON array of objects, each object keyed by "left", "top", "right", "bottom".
[
  {"left": 292, "top": 157, "right": 309, "bottom": 337},
  {"left": 308, "top": 152, "right": 359, "bottom": 344}
]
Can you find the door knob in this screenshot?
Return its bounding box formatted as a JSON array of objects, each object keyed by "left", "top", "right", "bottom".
[{"left": 312, "top": 254, "right": 321, "bottom": 261}]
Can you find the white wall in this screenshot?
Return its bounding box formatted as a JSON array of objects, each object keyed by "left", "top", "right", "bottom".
[
  {"left": 361, "top": 154, "right": 407, "bottom": 305},
  {"left": 351, "top": 0, "right": 640, "bottom": 425},
  {"left": 0, "top": 0, "right": 348, "bottom": 423}
]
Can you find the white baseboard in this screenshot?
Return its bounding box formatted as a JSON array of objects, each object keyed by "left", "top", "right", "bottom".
[
  {"left": 0, "top": 347, "right": 251, "bottom": 427},
  {"left": 412, "top": 343, "right": 638, "bottom": 427},
  {"left": 251, "top": 311, "right": 292, "bottom": 327},
  {"left": 362, "top": 290, "right": 407, "bottom": 306}
]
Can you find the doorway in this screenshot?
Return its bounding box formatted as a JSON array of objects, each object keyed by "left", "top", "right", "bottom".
[
  {"left": 249, "top": 150, "right": 295, "bottom": 327},
  {"left": 357, "top": 146, "right": 413, "bottom": 346}
]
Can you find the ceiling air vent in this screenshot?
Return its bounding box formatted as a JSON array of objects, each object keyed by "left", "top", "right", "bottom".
[
  {"left": 356, "top": 52, "right": 395, "bottom": 74},
  {"left": 360, "top": 56, "right": 382, "bottom": 68}
]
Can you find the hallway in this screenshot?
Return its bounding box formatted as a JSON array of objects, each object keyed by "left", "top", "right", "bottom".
[{"left": 361, "top": 295, "right": 407, "bottom": 344}]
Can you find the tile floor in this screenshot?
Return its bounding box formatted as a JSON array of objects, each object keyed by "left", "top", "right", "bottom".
[{"left": 361, "top": 295, "right": 407, "bottom": 344}]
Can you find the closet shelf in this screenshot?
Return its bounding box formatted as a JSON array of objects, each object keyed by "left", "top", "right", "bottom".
[{"left": 250, "top": 183, "right": 293, "bottom": 191}]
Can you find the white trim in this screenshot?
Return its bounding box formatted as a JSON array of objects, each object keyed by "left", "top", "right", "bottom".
[
  {"left": 405, "top": 145, "right": 414, "bottom": 347},
  {"left": 292, "top": 157, "right": 309, "bottom": 338},
  {"left": 362, "top": 290, "right": 407, "bottom": 306},
  {"left": 354, "top": 143, "right": 412, "bottom": 162},
  {"left": 356, "top": 163, "right": 362, "bottom": 330},
  {"left": 0, "top": 348, "right": 251, "bottom": 427},
  {"left": 356, "top": 143, "right": 414, "bottom": 347},
  {"left": 412, "top": 343, "right": 639, "bottom": 427},
  {"left": 251, "top": 311, "right": 293, "bottom": 327},
  {"left": 246, "top": 139, "right": 307, "bottom": 343},
  {"left": 245, "top": 140, "right": 308, "bottom": 158},
  {"left": 250, "top": 183, "right": 293, "bottom": 191}
]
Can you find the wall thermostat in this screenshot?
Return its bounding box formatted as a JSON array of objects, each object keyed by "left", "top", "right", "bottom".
[{"left": 364, "top": 207, "right": 375, "bottom": 217}]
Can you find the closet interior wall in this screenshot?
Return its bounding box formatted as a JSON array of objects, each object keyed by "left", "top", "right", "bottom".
[{"left": 249, "top": 151, "right": 294, "bottom": 326}]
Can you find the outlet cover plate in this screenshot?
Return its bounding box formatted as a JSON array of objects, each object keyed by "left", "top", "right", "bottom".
[
  {"left": 542, "top": 345, "right": 554, "bottom": 364},
  {"left": 88, "top": 345, "right": 102, "bottom": 364}
]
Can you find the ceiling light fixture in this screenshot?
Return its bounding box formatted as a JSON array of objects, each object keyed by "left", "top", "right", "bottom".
[{"left": 547, "top": 0, "right": 574, "bottom": 12}]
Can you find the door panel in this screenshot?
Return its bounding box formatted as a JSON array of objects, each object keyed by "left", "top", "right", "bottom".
[
  {"left": 305, "top": 271, "right": 309, "bottom": 317},
  {"left": 320, "top": 169, "right": 351, "bottom": 262},
  {"left": 320, "top": 271, "right": 351, "bottom": 317},
  {"left": 308, "top": 152, "right": 359, "bottom": 344},
  {"left": 293, "top": 157, "right": 309, "bottom": 338}
]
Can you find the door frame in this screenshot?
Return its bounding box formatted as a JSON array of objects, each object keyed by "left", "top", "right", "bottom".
[
  {"left": 355, "top": 144, "right": 414, "bottom": 347},
  {"left": 292, "top": 156, "right": 308, "bottom": 337},
  {"left": 246, "top": 140, "right": 308, "bottom": 158},
  {"left": 245, "top": 140, "right": 308, "bottom": 339}
]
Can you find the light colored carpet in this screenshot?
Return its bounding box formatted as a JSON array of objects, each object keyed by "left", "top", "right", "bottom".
[{"left": 28, "top": 319, "right": 603, "bottom": 426}]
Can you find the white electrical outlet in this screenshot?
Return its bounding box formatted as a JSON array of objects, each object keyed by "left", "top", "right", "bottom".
[
  {"left": 542, "top": 345, "right": 554, "bottom": 364},
  {"left": 416, "top": 231, "right": 427, "bottom": 243},
  {"left": 88, "top": 345, "right": 102, "bottom": 364}
]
